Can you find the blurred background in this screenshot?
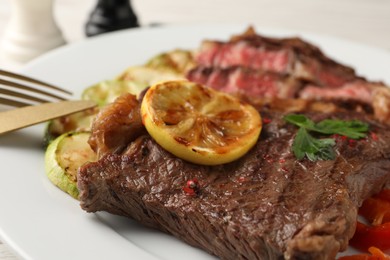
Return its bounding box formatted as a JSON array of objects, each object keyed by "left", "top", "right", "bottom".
[
  {"left": 0, "top": 0, "right": 389, "bottom": 67},
  {"left": 2, "top": 0, "right": 388, "bottom": 45},
  {"left": 0, "top": 0, "right": 389, "bottom": 46}
]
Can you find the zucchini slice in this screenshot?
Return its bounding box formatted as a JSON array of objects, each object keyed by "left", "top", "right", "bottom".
[
  {"left": 81, "top": 80, "right": 145, "bottom": 106},
  {"left": 45, "top": 132, "right": 97, "bottom": 199},
  {"left": 146, "top": 49, "right": 196, "bottom": 74},
  {"left": 116, "top": 66, "right": 184, "bottom": 88},
  {"left": 44, "top": 108, "right": 98, "bottom": 146}
]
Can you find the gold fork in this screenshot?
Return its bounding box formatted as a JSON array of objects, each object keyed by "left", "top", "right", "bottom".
[{"left": 0, "top": 69, "right": 96, "bottom": 135}]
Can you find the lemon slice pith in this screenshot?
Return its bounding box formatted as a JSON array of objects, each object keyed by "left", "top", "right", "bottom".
[{"left": 141, "top": 80, "right": 262, "bottom": 165}]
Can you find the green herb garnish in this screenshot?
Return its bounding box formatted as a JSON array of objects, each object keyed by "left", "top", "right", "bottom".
[{"left": 284, "top": 114, "right": 369, "bottom": 161}]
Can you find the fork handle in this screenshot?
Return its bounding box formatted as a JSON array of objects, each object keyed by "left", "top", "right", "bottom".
[
  {"left": 0, "top": 100, "right": 96, "bottom": 135},
  {"left": 0, "top": 0, "right": 66, "bottom": 70}
]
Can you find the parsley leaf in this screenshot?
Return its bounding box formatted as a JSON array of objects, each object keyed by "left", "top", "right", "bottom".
[
  {"left": 284, "top": 114, "right": 369, "bottom": 161},
  {"left": 315, "top": 119, "right": 369, "bottom": 139},
  {"left": 293, "top": 128, "right": 336, "bottom": 161},
  {"left": 284, "top": 114, "right": 316, "bottom": 130}
]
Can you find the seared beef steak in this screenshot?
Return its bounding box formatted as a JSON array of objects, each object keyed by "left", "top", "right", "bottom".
[
  {"left": 78, "top": 95, "right": 390, "bottom": 260},
  {"left": 187, "top": 66, "right": 301, "bottom": 99},
  {"left": 188, "top": 28, "right": 390, "bottom": 122},
  {"left": 194, "top": 29, "right": 357, "bottom": 87}
]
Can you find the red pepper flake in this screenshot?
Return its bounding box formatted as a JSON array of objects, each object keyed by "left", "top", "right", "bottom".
[
  {"left": 263, "top": 117, "right": 272, "bottom": 124},
  {"left": 333, "top": 134, "right": 359, "bottom": 146},
  {"left": 332, "top": 134, "right": 346, "bottom": 143},
  {"left": 371, "top": 132, "right": 379, "bottom": 141},
  {"left": 348, "top": 139, "right": 357, "bottom": 148},
  {"left": 183, "top": 178, "right": 200, "bottom": 196},
  {"left": 279, "top": 158, "right": 286, "bottom": 164},
  {"left": 237, "top": 176, "right": 246, "bottom": 183},
  {"left": 281, "top": 167, "right": 288, "bottom": 173}
]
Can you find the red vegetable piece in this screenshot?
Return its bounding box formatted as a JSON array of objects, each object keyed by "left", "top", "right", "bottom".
[
  {"left": 349, "top": 222, "right": 390, "bottom": 252},
  {"left": 338, "top": 247, "right": 390, "bottom": 260},
  {"left": 359, "top": 197, "right": 390, "bottom": 225},
  {"left": 375, "top": 190, "right": 390, "bottom": 202}
]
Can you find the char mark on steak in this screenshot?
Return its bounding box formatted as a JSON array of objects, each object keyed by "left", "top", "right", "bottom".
[{"left": 78, "top": 94, "right": 390, "bottom": 260}]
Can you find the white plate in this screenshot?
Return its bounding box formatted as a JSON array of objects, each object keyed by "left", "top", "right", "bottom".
[{"left": 1, "top": 24, "right": 390, "bottom": 260}]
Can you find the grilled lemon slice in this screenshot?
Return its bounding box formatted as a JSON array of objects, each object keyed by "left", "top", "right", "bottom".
[{"left": 141, "top": 80, "right": 262, "bottom": 165}]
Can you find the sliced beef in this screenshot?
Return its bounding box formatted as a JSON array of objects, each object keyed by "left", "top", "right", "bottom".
[
  {"left": 78, "top": 95, "right": 390, "bottom": 260},
  {"left": 300, "top": 80, "right": 374, "bottom": 104},
  {"left": 194, "top": 27, "right": 358, "bottom": 87},
  {"left": 372, "top": 87, "right": 390, "bottom": 123},
  {"left": 187, "top": 66, "right": 301, "bottom": 99},
  {"left": 186, "top": 65, "right": 390, "bottom": 122},
  {"left": 188, "top": 28, "right": 390, "bottom": 123},
  {"left": 300, "top": 81, "right": 390, "bottom": 123}
]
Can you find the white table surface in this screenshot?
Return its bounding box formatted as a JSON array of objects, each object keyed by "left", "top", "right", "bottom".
[{"left": 0, "top": 0, "right": 389, "bottom": 259}]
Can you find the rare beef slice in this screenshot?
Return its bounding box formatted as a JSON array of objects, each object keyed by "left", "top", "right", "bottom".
[{"left": 188, "top": 28, "right": 390, "bottom": 123}]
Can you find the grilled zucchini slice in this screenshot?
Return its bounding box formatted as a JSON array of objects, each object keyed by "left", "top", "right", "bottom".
[
  {"left": 43, "top": 108, "right": 97, "bottom": 146},
  {"left": 45, "top": 131, "right": 97, "bottom": 199},
  {"left": 116, "top": 66, "right": 184, "bottom": 87},
  {"left": 81, "top": 80, "right": 145, "bottom": 106},
  {"left": 145, "top": 49, "right": 195, "bottom": 74}
]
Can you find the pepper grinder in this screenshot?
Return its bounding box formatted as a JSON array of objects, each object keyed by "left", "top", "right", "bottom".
[
  {"left": 0, "top": 0, "right": 66, "bottom": 70},
  {"left": 85, "top": 0, "right": 139, "bottom": 37}
]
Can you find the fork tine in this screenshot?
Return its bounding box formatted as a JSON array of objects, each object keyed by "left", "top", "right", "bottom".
[
  {"left": 0, "top": 78, "right": 68, "bottom": 101},
  {"left": 0, "top": 97, "right": 32, "bottom": 108},
  {"left": 0, "top": 69, "right": 72, "bottom": 95},
  {"left": 0, "top": 87, "right": 53, "bottom": 103}
]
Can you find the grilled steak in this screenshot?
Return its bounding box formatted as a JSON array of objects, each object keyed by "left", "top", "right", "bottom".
[
  {"left": 187, "top": 66, "right": 301, "bottom": 99},
  {"left": 194, "top": 27, "right": 357, "bottom": 87},
  {"left": 299, "top": 81, "right": 390, "bottom": 122},
  {"left": 188, "top": 27, "right": 390, "bottom": 122},
  {"left": 78, "top": 94, "right": 390, "bottom": 260}
]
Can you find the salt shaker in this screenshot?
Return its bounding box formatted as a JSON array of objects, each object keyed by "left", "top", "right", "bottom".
[
  {"left": 85, "top": 0, "right": 139, "bottom": 37},
  {"left": 0, "top": 0, "right": 66, "bottom": 70}
]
